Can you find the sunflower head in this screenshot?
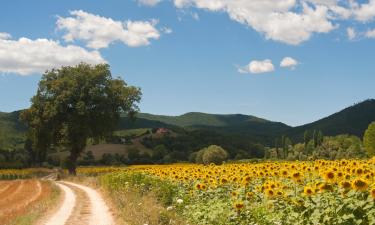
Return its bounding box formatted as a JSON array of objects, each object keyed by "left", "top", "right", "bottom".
[
  {"left": 371, "top": 188, "right": 375, "bottom": 200},
  {"left": 340, "top": 181, "right": 351, "bottom": 190},
  {"left": 303, "top": 186, "right": 315, "bottom": 196},
  {"left": 319, "top": 183, "right": 333, "bottom": 192},
  {"left": 352, "top": 179, "right": 369, "bottom": 191},
  {"left": 323, "top": 170, "right": 335, "bottom": 183},
  {"left": 234, "top": 201, "right": 245, "bottom": 211}
]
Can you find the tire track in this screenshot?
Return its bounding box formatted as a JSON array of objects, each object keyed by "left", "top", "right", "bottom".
[
  {"left": 63, "top": 181, "right": 114, "bottom": 225},
  {"left": 64, "top": 183, "right": 91, "bottom": 225},
  {"left": 43, "top": 183, "right": 76, "bottom": 225},
  {"left": 0, "top": 181, "right": 11, "bottom": 194},
  {"left": 0, "top": 180, "right": 24, "bottom": 206}
]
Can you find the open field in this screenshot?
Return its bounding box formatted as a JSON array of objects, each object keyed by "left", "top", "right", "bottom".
[
  {"left": 0, "top": 179, "right": 53, "bottom": 225},
  {"left": 100, "top": 158, "right": 375, "bottom": 225}
]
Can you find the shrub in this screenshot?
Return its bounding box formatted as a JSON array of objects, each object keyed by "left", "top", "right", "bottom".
[
  {"left": 200, "top": 145, "right": 228, "bottom": 165},
  {"left": 364, "top": 122, "right": 375, "bottom": 156}
]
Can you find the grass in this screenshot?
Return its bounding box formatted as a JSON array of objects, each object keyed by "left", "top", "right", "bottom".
[
  {"left": 7, "top": 181, "right": 60, "bottom": 225},
  {"left": 114, "top": 128, "right": 150, "bottom": 138},
  {"left": 103, "top": 185, "right": 185, "bottom": 225}
]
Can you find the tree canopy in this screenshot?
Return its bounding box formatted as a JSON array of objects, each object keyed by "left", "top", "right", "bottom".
[
  {"left": 364, "top": 122, "right": 375, "bottom": 156},
  {"left": 21, "top": 63, "right": 141, "bottom": 174}
]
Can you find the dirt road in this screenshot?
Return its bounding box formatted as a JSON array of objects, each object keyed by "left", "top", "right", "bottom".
[{"left": 42, "top": 181, "right": 114, "bottom": 225}]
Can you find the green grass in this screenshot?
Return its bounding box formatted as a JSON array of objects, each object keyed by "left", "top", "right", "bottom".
[{"left": 114, "top": 128, "right": 150, "bottom": 137}]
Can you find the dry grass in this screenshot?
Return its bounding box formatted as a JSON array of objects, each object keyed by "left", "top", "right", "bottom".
[
  {"left": 4, "top": 180, "right": 60, "bottom": 225},
  {"left": 66, "top": 176, "right": 186, "bottom": 225},
  {"left": 106, "top": 187, "right": 186, "bottom": 225}
]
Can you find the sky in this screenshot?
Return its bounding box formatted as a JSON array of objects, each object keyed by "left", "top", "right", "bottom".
[{"left": 0, "top": 0, "right": 375, "bottom": 126}]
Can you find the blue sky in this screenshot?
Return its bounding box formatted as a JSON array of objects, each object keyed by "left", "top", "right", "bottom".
[{"left": 0, "top": 0, "right": 375, "bottom": 126}]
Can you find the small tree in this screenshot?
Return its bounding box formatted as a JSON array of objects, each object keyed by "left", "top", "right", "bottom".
[
  {"left": 201, "top": 145, "right": 228, "bottom": 165},
  {"left": 21, "top": 63, "right": 141, "bottom": 174},
  {"left": 364, "top": 122, "right": 375, "bottom": 156}
]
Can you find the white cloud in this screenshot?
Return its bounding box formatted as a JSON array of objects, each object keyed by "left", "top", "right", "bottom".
[
  {"left": 365, "top": 28, "right": 375, "bottom": 38},
  {"left": 173, "top": 0, "right": 337, "bottom": 45},
  {"left": 347, "top": 27, "right": 356, "bottom": 40},
  {"left": 0, "top": 32, "right": 11, "bottom": 40},
  {"left": 353, "top": 0, "right": 375, "bottom": 22},
  {"left": 191, "top": 12, "right": 200, "bottom": 20},
  {"left": 280, "top": 57, "right": 299, "bottom": 69},
  {"left": 171, "top": 0, "right": 375, "bottom": 45},
  {"left": 161, "top": 27, "right": 173, "bottom": 34},
  {"left": 57, "top": 10, "right": 162, "bottom": 49},
  {"left": 0, "top": 35, "right": 105, "bottom": 75},
  {"left": 138, "top": 0, "right": 162, "bottom": 7},
  {"left": 238, "top": 59, "right": 275, "bottom": 74}
]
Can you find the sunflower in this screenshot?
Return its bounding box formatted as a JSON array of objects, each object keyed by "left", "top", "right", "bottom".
[
  {"left": 234, "top": 201, "right": 245, "bottom": 211},
  {"left": 352, "top": 179, "right": 369, "bottom": 191},
  {"left": 370, "top": 188, "right": 375, "bottom": 200},
  {"left": 323, "top": 170, "right": 335, "bottom": 183},
  {"left": 265, "top": 189, "right": 275, "bottom": 198},
  {"left": 303, "top": 186, "right": 314, "bottom": 196},
  {"left": 340, "top": 181, "right": 351, "bottom": 190},
  {"left": 246, "top": 191, "right": 254, "bottom": 200},
  {"left": 319, "top": 183, "right": 333, "bottom": 192},
  {"left": 292, "top": 172, "right": 302, "bottom": 181}
]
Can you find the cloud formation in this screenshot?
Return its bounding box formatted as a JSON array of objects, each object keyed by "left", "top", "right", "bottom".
[
  {"left": 144, "top": 0, "right": 375, "bottom": 45},
  {"left": 57, "top": 10, "right": 162, "bottom": 49},
  {"left": 280, "top": 57, "right": 299, "bottom": 69},
  {"left": 0, "top": 35, "right": 105, "bottom": 75},
  {"left": 239, "top": 59, "right": 275, "bottom": 74},
  {"left": 365, "top": 28, "right": 375, "bottom": 38},
  {"left": 0, "top": 32, "right": 11, "bottom": 40},
  {"left": 347, "top": 27, "right": 356, "bottom": 40},
  {"left": 138, "top": 0, "right": 162, "bottom": 7}
]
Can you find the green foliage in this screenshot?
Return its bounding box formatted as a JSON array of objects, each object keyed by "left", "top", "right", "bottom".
[
  {"left": 267, "top": 134, "right": 366, "bottom": 160},
  {"left": 364, "top": 122, "right": 375, "bottom": 156},
  {"left": 288, "top": 99, "right": 375, "bottom": 141},
  {"left": 101, "top": 171, "right": 178, "bottom": 206},
  {"left": 194, "top": 145, "right": 228, "bottom": 165},
  {"left": 202, "top": 145, "right": 228, "bottom": 165},
  {"left": 21, "top": 63, "right": 141, "bottom": 174}
]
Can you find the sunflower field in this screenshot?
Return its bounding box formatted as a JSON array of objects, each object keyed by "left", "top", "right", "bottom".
[
  {"left": 101, "top": 159, "right": 375, "bottom": 225},
  {"left": 0, "top": 168, "right": 51, "bottom": 179}
]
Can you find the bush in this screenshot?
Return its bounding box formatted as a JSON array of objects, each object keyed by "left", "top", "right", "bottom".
[
  {"left": 364, "top": 122, "right": 375, "bottom": 156},
  {"left": 195, "top": 145, "right": 228, "bottom": 165}
]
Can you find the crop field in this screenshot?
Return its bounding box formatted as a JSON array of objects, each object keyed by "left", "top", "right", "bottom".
[
  {"left": 101, "top": 158, "right": 375, "bottom": 225},
  {"left": 0, "top": 179, "right": 51, "bottom": 224}
]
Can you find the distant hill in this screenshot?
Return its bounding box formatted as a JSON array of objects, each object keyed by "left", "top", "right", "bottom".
[
  {"left": 0, "top": 110, "right": 26, "bottom": 150},
  {"left": 121, "top": 112, "right": 290, "bottom": 134},
  {"left": 1, "top": 99, "right": 375, "bottom": 149},
  {"left": 288, "top": 99, "right": 375, "bottom": 141}
]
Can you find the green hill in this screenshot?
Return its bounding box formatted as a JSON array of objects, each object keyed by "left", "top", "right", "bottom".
[
  {"left": 288, "top": 99, "right": 375, "bottom": 141},
  {"left": 1, "top": 99, "right": 375, "bottom": 149},
  {"left": 0, "top": 111, "right": 26, "bottom": 150}
]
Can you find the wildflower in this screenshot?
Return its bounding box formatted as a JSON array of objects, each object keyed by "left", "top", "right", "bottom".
[
  {"left": 319, "top": 183, "right": 333, "bottom": 192},
  {"left": 234, "top": 201, "right": 245, "bottom": 211},
  {"left": 340, "top": 181, "right": 351, "bottom": 190},
  {"left": 303, "top": 186, "right": 314, "bottom": 196},
  {"left": 352, "top": 179, "right": 369, "bottom": 191},
  {"left": 371, "top": 188, "right": 375, "bottom": 200},
  {"left": 323, "top": 170, "right": 335, "bottom": 183},
  {"left": 176, "top": 199, "right": 183, "bottom": 204}
]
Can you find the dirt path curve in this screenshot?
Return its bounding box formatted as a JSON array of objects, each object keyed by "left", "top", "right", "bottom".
[
  {"left": 43, "top": 183, "right": 76, "bottom": 225},
  {"left": 42, "top": 181, "right": 114, "bottom": 225}
]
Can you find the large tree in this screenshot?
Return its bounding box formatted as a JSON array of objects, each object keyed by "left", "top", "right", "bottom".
[
  {"left": 21, "top": 63, "right": 141, "bottom": 174},
  {"left": 364, "top": 122, "right": 375, "bottom": 157}
]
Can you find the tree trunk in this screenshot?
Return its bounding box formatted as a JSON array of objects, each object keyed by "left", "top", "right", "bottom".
[{"left": 67, "top": 150, "right": 79, "bottom": 175}]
